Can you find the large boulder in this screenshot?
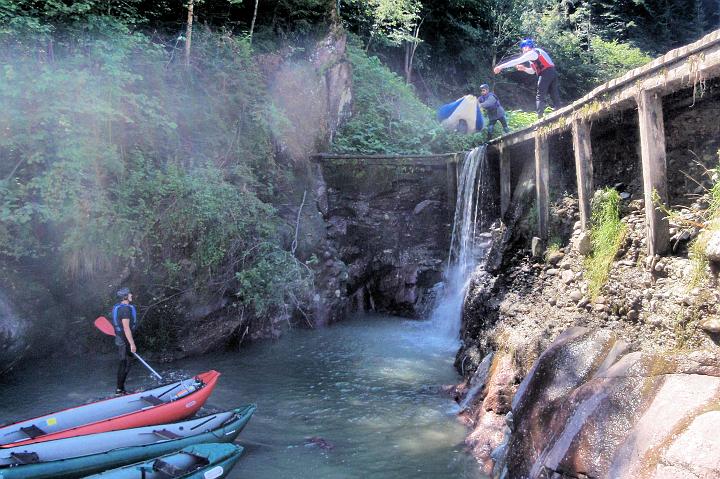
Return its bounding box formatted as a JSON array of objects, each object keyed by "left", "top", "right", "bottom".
[{"left": 499, "top": 328, "right": 720, "bottom": 479}]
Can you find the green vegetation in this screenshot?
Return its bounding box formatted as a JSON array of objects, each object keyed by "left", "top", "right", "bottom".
[
  {"left": 584, "top": 188, "right": 627, "bottom": 299},
  {"left": 687, "top": 161, "right": 720, "bottom": 285},
  {"left": 340, "top": 0, "right": 671, "bottom": 106},
  {"left": 522, "top": 6, "right": 653, "bottom": 98},
  {"left": 332, "top": 38, "right": 442, "bottom": 154},
  {"left": 0, "top": 6, "right": 312, "bottom": 341}
]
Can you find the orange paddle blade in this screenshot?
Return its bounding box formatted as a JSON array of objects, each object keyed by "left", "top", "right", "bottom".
[{"left": 94, "top": 316, "right": 116, "bottom": 336}]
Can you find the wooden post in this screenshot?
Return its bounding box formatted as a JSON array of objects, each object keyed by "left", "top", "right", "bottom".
[
  {"left": 535, "top": 134, "right": 549, "bottom": 240},
  {"left": 637, "top": 89, "right": 670, "bottom": 256},
  {"left": 499, "top": 144, "right": 511, "bottom": 218},
  {"left": 572, "top": 119, "right": 594, "bottom": 230}
]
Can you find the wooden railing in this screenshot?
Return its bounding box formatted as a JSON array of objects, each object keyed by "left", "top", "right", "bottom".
[{"left": 491, "top": 28, "right": 720, "bottom": 256}]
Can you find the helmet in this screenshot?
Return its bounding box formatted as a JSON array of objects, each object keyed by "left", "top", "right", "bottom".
[
  {"left": 520, "top": 38, "right": 535, "bottom": 49},
  {"left": 479, "top": 84, "right": 490, "bottom": 91},
  {"left": 116, "top": 287, "right": 131, "bottom": 299}
]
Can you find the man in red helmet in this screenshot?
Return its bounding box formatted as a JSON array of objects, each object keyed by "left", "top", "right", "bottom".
[{"left": 493, "top": 38, "right": 562, "bottom": 118}]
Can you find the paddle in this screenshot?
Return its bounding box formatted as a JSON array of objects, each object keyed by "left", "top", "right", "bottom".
[{"left": 94, "top": 316, "right": 164, "bottom": 381}]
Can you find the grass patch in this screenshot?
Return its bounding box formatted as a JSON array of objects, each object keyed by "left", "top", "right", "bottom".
[
  {"left": 688, "top": 231, "right": 710, "bottom": 287},
  {"left": 687, "top": 159, "right": 720, "bottom": 286},
  {"left": 584, "top": 188, "right": 627, "bottom": 299}
]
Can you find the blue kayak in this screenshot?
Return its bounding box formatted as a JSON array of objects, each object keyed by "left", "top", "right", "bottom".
[{"left": 81, "top": 443, "right": 243, "bottom": 479}]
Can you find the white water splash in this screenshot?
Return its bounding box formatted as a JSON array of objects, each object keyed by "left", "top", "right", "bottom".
[{"left": 429, "top": 146, "right": 491, "bottom": 346}]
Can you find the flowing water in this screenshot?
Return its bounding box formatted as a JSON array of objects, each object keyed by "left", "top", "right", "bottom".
[
  {"left": 0, "top": 315, "right": 485, "bottom": 479},
  {"left": 431, "top": 146, "right": 492, "bottom": 341}
]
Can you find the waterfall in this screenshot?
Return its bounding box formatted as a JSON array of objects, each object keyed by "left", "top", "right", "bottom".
[{"left": 429, "top": 146, "right": 492, "bottom": 343}]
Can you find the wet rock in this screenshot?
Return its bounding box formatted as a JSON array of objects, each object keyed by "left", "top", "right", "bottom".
[
  {"left": 505, "top": 328, "right": 623, "bottom": 477},
  {"left": 483, "top": 353, "right": 518, "bottom": 415},
  {"left": 466, "top": 352, "right": 520, "bottom": 476},
  {"left": 304, "top": 436, "right": 335, "bottom": 450}
]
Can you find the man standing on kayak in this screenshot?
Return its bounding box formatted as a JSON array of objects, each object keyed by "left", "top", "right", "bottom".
[
  {"left": 112, "top": 287, "right": 138, "bottom": 395},
  {"left": 493, "top": 38, "right": 562, "bottom": 118}
]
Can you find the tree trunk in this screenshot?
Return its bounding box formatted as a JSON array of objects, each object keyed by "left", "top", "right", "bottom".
[
  {"left": 249, "top": 0, "right": 259, "bottom": 45},
  {"left": 185, "top": 0, "right": 194, "bottom": 69},
  {"left": 405, "top": 42, "right": 412, "bottom": 84},
  {"left": 329, "top": 0, "right": 340, "bottom": 28},
  {"left": 404, "top": 19, "right": 423, "bottom": 85}
]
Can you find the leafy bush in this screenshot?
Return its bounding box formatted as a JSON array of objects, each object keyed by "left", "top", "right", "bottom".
[
  {"left": 0, "top": 15, "right": 309, "bottom": 336},
  {"left": 584, "top": 188, "right": 627, "bottom": 298},
  {"left": 235, "top": 244, "right": 313, "bottom": 319},
  {"left": 332, "top": 37, "right": 443, "bottom": 154}
]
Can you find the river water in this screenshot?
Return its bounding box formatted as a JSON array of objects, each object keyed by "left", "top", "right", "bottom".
[{"left": 0, "top": 314, "right": 485, "bottom": 479}]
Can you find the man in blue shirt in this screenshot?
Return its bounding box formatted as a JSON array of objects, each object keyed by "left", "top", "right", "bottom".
[
  {"left": 112, "top": 287, "right": 138, "bottom": 395},
  {"left": 478, "top": 84, "right": 510, "bottom": 140}
]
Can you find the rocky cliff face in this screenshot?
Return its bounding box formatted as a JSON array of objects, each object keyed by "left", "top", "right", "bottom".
[
  {"left": 456, "top": 187, "right": 720, "bottom": 478},
  {"left": 486, "top": 329, "right": 720, "bottom": 479},
  {"left": 455, "top": 83, "right": 720, "bottom": 477},
  {"left": 317, "top": 161, "right": 453, "bottom": 318}
]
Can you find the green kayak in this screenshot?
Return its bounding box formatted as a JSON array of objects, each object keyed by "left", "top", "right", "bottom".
[
  {"left": 81, "top": 443, "right": 243, "bottom": 479},
  {"left": 0, "top": 405, "right": 255, "bottom": 479}
]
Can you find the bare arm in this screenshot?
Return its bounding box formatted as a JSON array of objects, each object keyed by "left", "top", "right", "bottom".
[
  {"left": 122, "top": 318, "right": 137, "bottom": 353},
  {"left": 494, "top": 50, "right": 539, "bottom": 74}
]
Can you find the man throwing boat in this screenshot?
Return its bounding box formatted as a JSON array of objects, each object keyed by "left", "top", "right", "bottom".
[{"left": 493, "top": 38, "right": 562, "bottom": 118}]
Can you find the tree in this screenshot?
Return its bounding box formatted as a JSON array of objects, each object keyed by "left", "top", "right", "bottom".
[{"left": 404, "top": 16, "right": 423, "bottom": 84}]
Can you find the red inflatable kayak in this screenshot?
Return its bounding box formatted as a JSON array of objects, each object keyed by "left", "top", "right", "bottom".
[{"left": 0, "top": 370, "right": 220, "bottom": 448}]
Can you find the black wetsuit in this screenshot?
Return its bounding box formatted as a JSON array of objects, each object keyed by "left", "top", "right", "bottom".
[{"left": 114, "top": 304, "right": 134, "bottom": 392}]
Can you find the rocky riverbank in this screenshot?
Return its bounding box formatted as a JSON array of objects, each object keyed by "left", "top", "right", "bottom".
[{"left": 455, "top": 191, "right": 720, "bottom": 478}]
